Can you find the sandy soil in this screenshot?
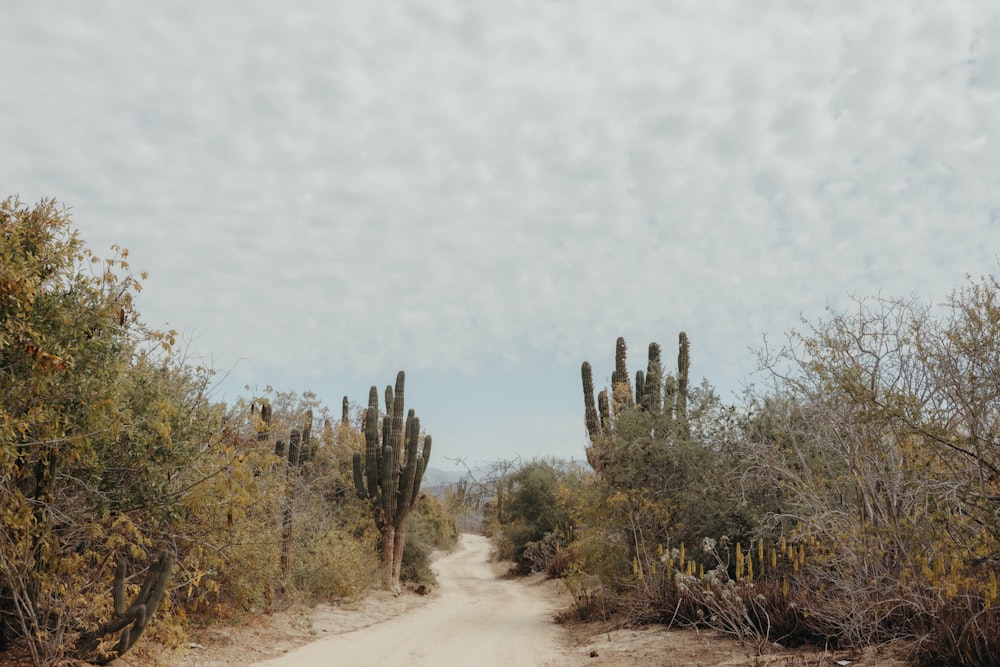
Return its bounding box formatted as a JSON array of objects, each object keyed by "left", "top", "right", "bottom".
[
  {"left": 245, "top": 533, "right": 574, "bottom": 666},
  {"left": 133, "top": 534, "right": 910, "bottom": 667}
]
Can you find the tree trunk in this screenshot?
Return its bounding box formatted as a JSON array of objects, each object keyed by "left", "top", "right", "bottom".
[
  {"left": 381, "top": 525, "right": 396, "bottom": 591},
  {"left": 391, "top": 523, "right": 407, "bottom": 590}
]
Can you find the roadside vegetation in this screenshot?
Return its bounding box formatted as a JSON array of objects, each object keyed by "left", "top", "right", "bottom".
[
  {"left": 7, "top": 196, "right": 1000, "bottom": 666},
  {"left": 482, "top": 287, "right": 1000, "bottom": 666},
  {"left": 0, "top": 198, "right": 451, "bottom": 665}
]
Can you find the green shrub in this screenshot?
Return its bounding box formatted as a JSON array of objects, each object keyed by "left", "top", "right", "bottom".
[
  {"left": 399, "top": 533, "right": 436, "bottom": 586},
  {"left": 293, "top": 525, "right": 378, "bottom": 602},
  {"left": 398, "top": 496, "right": 459, "bottom": 586},
  {"left": 494, "top": 460, "right": 576, "bottom": 571},
  {"left": 407, "top": 495, "right": 459, "bottom": 552}
]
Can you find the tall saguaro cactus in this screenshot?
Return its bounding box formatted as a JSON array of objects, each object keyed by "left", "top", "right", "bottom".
[{"left": 351, "top": 371, "right": 432, "bottom": 591}]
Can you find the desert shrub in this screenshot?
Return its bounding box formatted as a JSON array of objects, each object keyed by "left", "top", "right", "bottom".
[
  {"left": 0, "top": 197, "right": 241, "bottom": 664},
  {"left": 400, "top": 533, "right": 436, "bottom": 586},
  {"left": 0, "top": 199, "right": 406, "bottom": 664},
  {"left": 906, "top": 588, "right": 1000, "bottom": 666},
  {"left": 169, "top": 387, "right": 386, "bottom": 619},
  {"left": 562, "top": 568, "right": 616, "bottom": 621},
  {"left": 492, "top": 459, "right": 576, "bottom": 572},
  {"left": 396, "top": 496, "right": 459, "bottom": 586},
  {"left": 407, "top": 495, "right": 459, "bottom": 552},
  {"left": 746, "top": 283, "right": 1000, "bottom": 664},
  {"left": 293, "top": 524, "right": 377, "bottom": 602},
  {"left": 520, "top": 532, "right": 567, "bottom": 575}
]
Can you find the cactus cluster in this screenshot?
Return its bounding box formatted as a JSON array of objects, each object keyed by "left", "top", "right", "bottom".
[
  {"left": 351, "top": 371, "right": 432, "bottom": 591},
  {"left": 582, "top": 332, "right": 691, "bottom": 470},
  {"left": 75, "top": 551, "right": 174, "bottom": 665}
]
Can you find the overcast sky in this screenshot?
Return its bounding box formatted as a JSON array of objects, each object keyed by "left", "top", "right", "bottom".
[{"left": 3, "top": 2, "right": 999, "bottom": 470}]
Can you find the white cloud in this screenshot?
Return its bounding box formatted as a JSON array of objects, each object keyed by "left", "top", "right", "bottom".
[{"left": 2, "top": 0, "right": 999, "bottom": 462}]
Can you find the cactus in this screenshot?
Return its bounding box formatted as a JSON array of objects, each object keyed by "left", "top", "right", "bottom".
[
  {"left": 351, "top": 371, "right": 432, "bottom": 591},
  {"left": 581, "top": 333, "right": 692, "bottom": 471},
  {"left": 645, "top": 343, "right": 663, "bottom": 413},
  {"left": 288, "top": 429, "right": 301, "bottom": 466},
  {"left": 611, "top": 337, "right": 634, "bottom": 414},
  {"left": 598, "top": 389, "right": 610, "bottom": 432},
  {"left": 75, "top": 551, "right": 174, "bottom": 665},
  {"left": 635, "top": 370, "right": 646, "bottom": 410},
  {"left": 256, "top": 400, "right": 272, "bottom": 441},
  {"left": 299, "top": 409, "right": 312, "bottom": 464},
  {"left": 581, "top": 362, "right": 601, "bottom": 439},
  {"left": 676, "top": 332, "right": 690, "bottom": 433},
  {"left": 341, "top": 396, "right": 350, "bottom": 426}
]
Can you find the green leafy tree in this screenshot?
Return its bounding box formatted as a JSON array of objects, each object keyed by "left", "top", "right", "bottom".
[
  {"left": 0, "top": 198, "right": 233, "bottom": 664},
  {"left": 0, "top": 197, "right": 167, "bottom": 663},
  {"left": 502, "top": 460, "right": 573, "bottom": 561}
]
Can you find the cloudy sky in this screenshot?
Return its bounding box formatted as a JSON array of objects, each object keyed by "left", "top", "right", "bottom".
[{"left": 3, "top": 2, "right": 998, "bottom": 469}]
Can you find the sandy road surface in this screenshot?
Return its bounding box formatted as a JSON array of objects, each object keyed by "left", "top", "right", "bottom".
[{"left": 247, "top": 534, "right": 573, "bottom": 667}]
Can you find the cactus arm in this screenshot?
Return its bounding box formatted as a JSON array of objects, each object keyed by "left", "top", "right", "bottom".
[
  {"left": 677, "top": 331, "right": 690, "bottom": 432},
  {"left": 421, "top": 434, "right": 432, "bottom": 471},
  {"left": 611, "top": 336, "right": 634, "bottom": 414},
  {"left": 635, "top": 370, "right": 646, "bottom": 410},
  {"left": 381, "top": 444, "right": 395, "bottom": 522},
  {"left": 582, "top": 362, "right": 601, "bottom": 439},
  {"left": 364, "top": 388, "right": 380, "bottom": 498},
  {"left": 352, "top": 452, "right": 367, "bottom": 499},
  {"left": 300, "top": 409, "right": 312, "bottom": 463},
  {"left": 598, "top": 389, "right": 610, "bottom": 433},
  {"left": 112, "top": 560, "right": 126, "bottom": 616},
  {"left": 288, "top": 429, "right": 300, "bottom": 466},
  {"left": 646, "top": 342, "right": 663, "bottom": 413},
  {"left": 409, "top": 457, "right": 426, "bottom": 509},
  {"left": 388, "top": 372, "right": 406, "bottom": 508},
  {"left": 257, "top": 401, "right": 272, "bottom": 441},
  {"left": 410, "top": 435, "right": 431, "bottom": 509},
  {"left": 76, "top": 551, "right": 174, "bottom": 665},
  {"left": 665, "top": 375, "right": 677, "bottom": 421},
  {"left": 115, "top": 551, "right": 173, "bottom": 660},
  {"left": 395, "top": 411, "right": 420, "bottom": 525}
]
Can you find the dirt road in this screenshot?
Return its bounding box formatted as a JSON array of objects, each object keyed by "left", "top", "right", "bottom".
[{"left": 247, "top": 534, "right": 574, "bottom": 667}]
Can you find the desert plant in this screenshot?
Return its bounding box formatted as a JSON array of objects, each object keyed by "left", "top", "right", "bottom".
[
  {"left": 582, "top": 333, "right": 692, "bottom": 473},
  {"left": 74, "top": 551, "right": 174, "bottom": 665},
  {"left": 351, "top": 371, "right": 432, "bottom": 591},
  {"left": 747, "top": 282, "right": 1000, "bottom": 664}
]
